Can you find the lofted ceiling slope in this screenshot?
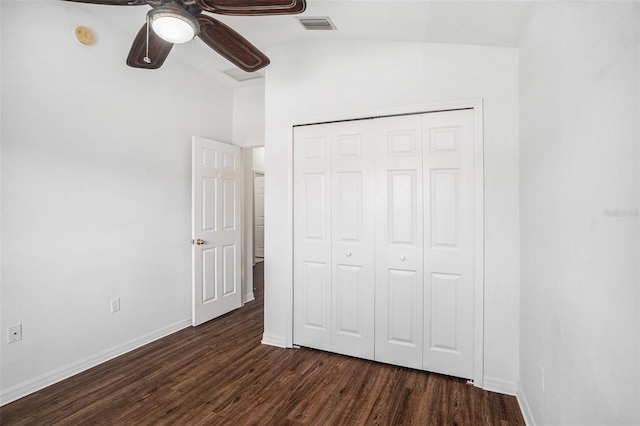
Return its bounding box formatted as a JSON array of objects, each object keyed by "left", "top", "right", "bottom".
[{"left": 22, "top": 0, "right": 533, "bottom": 87}]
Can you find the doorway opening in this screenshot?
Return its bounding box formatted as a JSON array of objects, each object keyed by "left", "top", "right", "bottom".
[{"left": 243, "top": 146, "right": 265, "bottom": 305}]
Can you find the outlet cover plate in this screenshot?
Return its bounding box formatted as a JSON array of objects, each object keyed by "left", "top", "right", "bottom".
[
  {"left": 110, "top": 297, "right": 120, "bottom": 313},
  {"left": 8, "top": 323, "right": 22, "bottom": 343}
]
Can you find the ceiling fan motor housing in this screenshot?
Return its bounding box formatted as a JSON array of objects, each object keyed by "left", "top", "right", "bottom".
[{"left": 148, "top": 2, "right": 201, "bottom": 43}]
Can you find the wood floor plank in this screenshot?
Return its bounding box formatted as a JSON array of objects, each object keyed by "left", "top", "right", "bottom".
[{"left": 0, "top": 262, "right": 524, "bottom": 425}]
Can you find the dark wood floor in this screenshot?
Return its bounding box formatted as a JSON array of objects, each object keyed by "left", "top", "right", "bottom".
[{"left": 1, "top": 262, "right": 524, "bottom": 425}]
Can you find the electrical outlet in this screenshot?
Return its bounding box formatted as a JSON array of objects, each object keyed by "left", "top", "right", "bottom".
[
  {"left": 110, "top": 297, "right": 120, "bottom": 313},
  {"left": 7, "top": 323, "right": 22, "bottom": 343}
]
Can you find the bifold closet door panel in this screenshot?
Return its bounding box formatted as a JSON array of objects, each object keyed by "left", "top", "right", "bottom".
[
  {"left": 293, "top": 121, "right": 376, "bottom": 358},
  {"left": 374, "top": 115, "right": 425, "bottom": 370},
  {"left": 422, "top": 109, "right": 475, "bottom": 379},
  {"left": 331, "top": 121, "right": 375, "bottom": 360},
  {"left": 293, "top": 124, "right": 333, "bottom": 351}
]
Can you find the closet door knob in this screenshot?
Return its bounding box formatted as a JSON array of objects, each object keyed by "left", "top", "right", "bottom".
[
  {"left": 400, "top": 255, "right": 406, "bottom": 261},
  {"left": 346, "top": 251, "right": 352, "bottom": 257}
]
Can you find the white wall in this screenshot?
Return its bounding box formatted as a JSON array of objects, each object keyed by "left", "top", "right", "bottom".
[
  {"left": 263, "top": 39, "right": 520, "bottom": 388},
  {"left": 252, "top": 147, "right": 265, "bottom": 173},
  {"left": 233, "top": 82, "right": 266, "bottom": 148},
  {"left": 0, "top": 1, "right": 233, "bottom": 403},
  {"left": 519, "top": 3, "right": 640, "bottom": 425}
]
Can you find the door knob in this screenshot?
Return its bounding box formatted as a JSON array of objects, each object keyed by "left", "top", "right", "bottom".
[
  {"left": 400, "top": 255, "right": 406, "bottom": 261},
  {"left": 192, "top": 239, "right": 205, "bottom": 246},
  {"left": 346, "top": 251, "right": 352, "bottom": 257}
]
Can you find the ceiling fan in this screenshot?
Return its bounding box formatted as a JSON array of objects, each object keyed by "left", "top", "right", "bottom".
[{"left": 62, "top": 0, "right": 306, "bottom": 72}]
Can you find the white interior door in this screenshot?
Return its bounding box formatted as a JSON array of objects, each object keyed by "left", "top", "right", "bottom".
[
  {"left": 330, "top": 121, "right": 375, "bottom": 360},
  {"left": 422, "top": 109, "right": 475, "bottom": 379},
  {"left": 374, "top": 115, "right": 425, "bottom": 370},
  {"left": 192, "top": 136, "right": 242, "bottom": 326},
  {"left": 293, "top": 124, "right": 333, "bottom": 350},
  {"left": 293, "top": 122, "right": 375, "bottom": 358},
  {"left": 254, "top": 173, "right": 265, "bottom": 260}
]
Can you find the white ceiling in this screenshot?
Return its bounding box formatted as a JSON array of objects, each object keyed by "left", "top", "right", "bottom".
[
  {"left": 213, "top": 0, "right": 532, "bottom": 84},
  {"left": 58, "top": 0, "right": 534, "bottom": 86},
  {"left": 220, "top": 0, "right": 532, "bottom": 48}
]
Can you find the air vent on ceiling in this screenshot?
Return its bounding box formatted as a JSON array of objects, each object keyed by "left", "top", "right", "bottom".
[
  {"left": 222, "top": 68, "right": 265, "bottom": 82},
  {"left": 296, "top": 17, "right": 337, "bottom": 31}
]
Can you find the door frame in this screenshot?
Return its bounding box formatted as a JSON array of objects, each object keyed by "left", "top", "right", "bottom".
[
  {"left": 241, "top": 147, "right": 264, "bottom": 305},
  {"left": 287, "top": 99, "right": 485, "bottom": 387},
  {"left": 253, "top": 171, "right": 265, "bottom": 262}
]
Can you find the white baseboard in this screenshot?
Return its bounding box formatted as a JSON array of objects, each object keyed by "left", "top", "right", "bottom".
[
  {"left": 243, "top": 292, "right": 255, "bottom": 304},
  {"left": 517, "top": 383, "right": 536, "bottom": 426},
  {"left": 0, "top": 318, "right": 191, "bottom": 407},
  {"left": 483, "top": 375, "right": 519, "bottom": 396},
  {"left": 484, "top": 376, "right": 532, "bottom": 425},
  {"left": 261, "top": 333, "right": 289, "bottom": 348}
]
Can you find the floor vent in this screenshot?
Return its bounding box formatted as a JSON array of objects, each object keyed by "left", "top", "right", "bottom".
[{"left": 296, "top": 17, "right": 337, "bottom": 31}]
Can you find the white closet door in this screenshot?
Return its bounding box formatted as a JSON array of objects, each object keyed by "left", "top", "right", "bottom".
[
  {"left": 422, "top": 109, "right": 475, "bottom": 379},
  {"left": 374, "top": 115, "right": 425, "bottom": 370},
  {"left": 293, "top": 124, "right": 333, "bottom": 351},
  {"left": 293, "top": 108, "right": 478, "bottom": 380},
  {"left": 331, "top": 121, "right": 375, "bottom": 360}
]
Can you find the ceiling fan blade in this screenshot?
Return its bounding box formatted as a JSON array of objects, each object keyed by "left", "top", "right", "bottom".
[
  {"left": 61, "top": 0, "right": 150, "bottom": 5},
  {"left": 126, "top": 23, "right": 173, "bottom": 69},
  {"left": 195, "top": 0, "right": 305, "bottom": 15},
  {"left": 197, "top": 15, "right": 269, "bottom": 72}
]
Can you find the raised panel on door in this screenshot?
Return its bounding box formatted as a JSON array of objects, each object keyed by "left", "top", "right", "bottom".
[
  {"left": 293, "top": 125, "right": 332, "bottom": 351},
  {"left": 301, "top": 261, "right": 330, "bottom": 330},
  {"left": 202, "top": 247, "right": 217, "bottom": 302},
  {"left": 331, "top": 122, "right": 375, "bottom": 360},
  {"left": 222, "top": 244, "right": 237, "bottom": 296},
  {"left": 335, "top": 264, "right": 363, "bottom": 334},
  {"left": 304, "top": 173, "right": 327, "bottom": 239},
  {"left": 430, "top": 169, "right": 459, "bottom": 248},
  {"left": 429, "top": 273, "right": 460, "bottom": 350},
  {"left": 222, "top": 178, "right": 236, "bottom": 230},
  {"left": 202, "top": 177, "right": 217, "bottom": 232},
  {"left": 422, "top": 109, "right": 475, "bottom": 379},
  {"left": 374, "top": 115, "right": 424, "bottom": 370}
]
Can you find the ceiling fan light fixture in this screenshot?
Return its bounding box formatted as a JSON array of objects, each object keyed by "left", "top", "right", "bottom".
[{"left": 149, "top": 5, "right": 200, "bottom": 44}]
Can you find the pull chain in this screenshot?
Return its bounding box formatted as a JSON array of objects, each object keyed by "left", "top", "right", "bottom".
[{"left": 143, "top": 14, "right": 151, "bottom": 64}]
